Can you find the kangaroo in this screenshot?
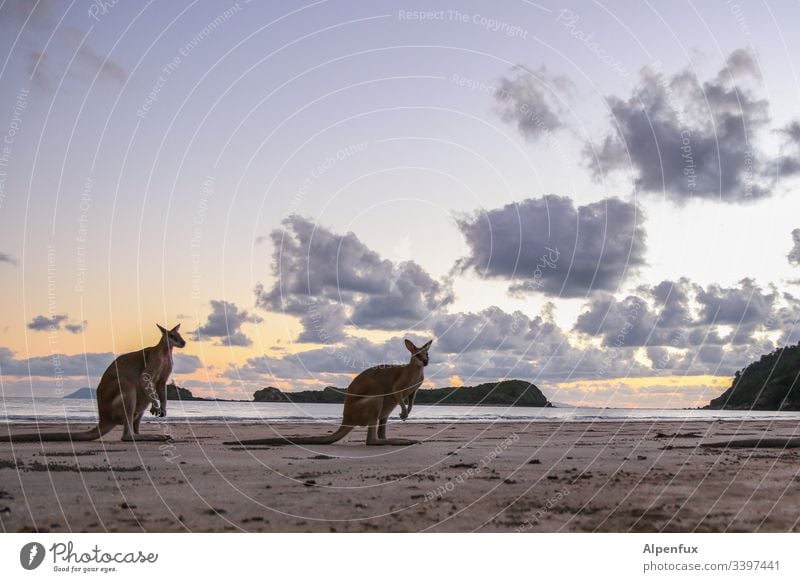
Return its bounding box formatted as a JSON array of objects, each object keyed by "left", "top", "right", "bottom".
[
  {"left": 227, "top": 338, "right": 433, "bottom": 447},
  {"left": 0, "top": 324, "right": 186, "bottom": 443}
]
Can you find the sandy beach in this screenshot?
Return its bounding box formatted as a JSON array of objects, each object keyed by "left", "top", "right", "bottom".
[{"left": 1, "top": 420, "right": 799, "bottom": 533}]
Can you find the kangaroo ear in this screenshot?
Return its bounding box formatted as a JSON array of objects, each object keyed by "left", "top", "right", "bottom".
[
  {"left": 156, "top": 323, "right": 167, "bottom": 334},
  {"left": 171, "top": 324, "right": 181, "bottom": 332},
  {"left": 423, "top": 339, "right": 433, "bottom": 350},
  {"left": 404, "top": 339, "right": 417, "bottom": 353}
]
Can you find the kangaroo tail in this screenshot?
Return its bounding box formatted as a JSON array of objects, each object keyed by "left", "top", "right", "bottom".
[
  {"left": 702, "top": 437, "right": 800, "bottom": 449},
  {"left": 225, "top": 424, "right": 354, "bottom": 446},
  {"left": 0, "top": 422, "right": 113, "bottom": 443}
]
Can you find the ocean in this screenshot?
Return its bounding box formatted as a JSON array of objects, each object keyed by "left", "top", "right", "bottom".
[{"left": 2, "top": 397, "right": 799, "bottom": 424}]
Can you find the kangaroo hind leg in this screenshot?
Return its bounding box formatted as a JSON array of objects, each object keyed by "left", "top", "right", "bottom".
[
  {"left": 133, "top": 410, "right": 144, "bottom": 434},
  {"left": 366, "top": 421, "right": 418, "bottom": 446},
  {"left": 119, "top": 383, "right": 168, "bottom": 442}
]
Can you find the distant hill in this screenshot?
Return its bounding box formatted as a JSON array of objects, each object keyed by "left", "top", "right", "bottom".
[
  {"left": 706, "top": 343, "right": 800, "bottom": 410},
  {"left": 64, "top": 387, "right": 96, "bottom": 399},
  {"left": 64, "top": 383, "right": 197, "bottom": 401},
  {"left": 254, "top": 380, "right": 552, "bottom": 407},
  {"left": 166, "top": 382, "right": 196, "bottom": 400},
  {"left": 254, "top": 386, "right": 346, "bottom": 403},
  {"left": 415, "top": 380, "right": 551, "bottom": 406}
]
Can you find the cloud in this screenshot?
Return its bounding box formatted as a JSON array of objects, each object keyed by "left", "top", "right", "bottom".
[
  {"left": 0, "top": 253, "right": 16, "bottom": 265},
  {"left": 211, "top": 274, "right": 800, "bottom": 391},
  {"left": 586, "top": 49, "right": 774, "bottom": 203},
  {"left": 493, "top": 65, "right": 574, "bottom": 141},
  {"left": 350, "top": 261, "right": 447, "bottom": 330},
  {"left": 194, "top": 300, "right": 263, "bottom": 347},
  {"left": 432, "top": 305, "right": 565, "bottom": 354},
  {"left": 789, "top": 228, "right": 800, "bottom": 266},
  {"left": 297, "top": 302, "right": 349, "bottom": 344},
  {"left": 777, "top": 121, "right": 800, "bottom": 176},
  {"left": 573, "top": 278, "right": 786, "bottom": 374},
  {"left": 224, "top": 314, "right": 647, "bottom": 389},
  {"left": 0, "top": 347, "right": 202, "bottom": 379},
  {"left": 425, "top": 306, "right": 638, "bottom": 382},
  {"left": 772, "top": 293, "right": 800, "bottom": 345},
  {"left": 222, "top": 336, "right": 421, "bottom": 386},
  {"left": 3, "top": 1, "right": 127, "bottom": 92},
  {"left": 172, "top": 353, "right": 203, "bottom": 374},
  {"left": 64, "top": 321, "right": 87, "bottom": 334},
  {"left": 26, "top": 314, "right": 86, "bottom": 334},
  {"left": 574, "top": 292, "right": 666, "bottom": 347},
  {"left": 0, "top": 347, "right": 112, "bottom": 378},
  {"left": 695, "top": 278, "right": 776, "bottom": 326},
  {"left": 456, "top": 195, "right": 646, "bottom": 297},
  {"left": 255, "top": 215, "right": 453, "bottom": 339},
  {"left": 27, "top": 314, "right": 68, "bottom": 332},
  {"left": 226, "top": 299, "right": 656, "bottom": 388}
]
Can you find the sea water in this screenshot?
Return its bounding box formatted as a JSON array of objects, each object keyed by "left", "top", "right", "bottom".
[{"left": 2, "top": 397, "right": 799, "bottom": 424}]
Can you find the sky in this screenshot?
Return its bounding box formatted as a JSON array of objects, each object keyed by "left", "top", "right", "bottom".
[{"left": 1, "top": 0, "right": 799, "bottom": 407}]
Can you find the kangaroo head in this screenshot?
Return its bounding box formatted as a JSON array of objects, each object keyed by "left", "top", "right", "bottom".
[
  {"left": 404, "top": 338, "right": 433, "bottom": 367},
  {"left": 157, "top": 323, "right": 187, "bottom": 349}
]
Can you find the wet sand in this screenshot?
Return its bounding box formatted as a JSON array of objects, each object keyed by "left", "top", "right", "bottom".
[{"left": 1, "top": 420, "right": 799, "bottom": 532}]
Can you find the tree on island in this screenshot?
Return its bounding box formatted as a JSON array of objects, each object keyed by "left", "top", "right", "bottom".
[
  {"left": 706, "top": 342, "right": 800, "bottom": 410},
  {"left": 253, "top": 380, "right": 552, "bottom": 407}
]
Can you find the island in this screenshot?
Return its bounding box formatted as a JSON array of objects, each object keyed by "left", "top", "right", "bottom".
[
  {"left": 63, "top": 387, "right": 97, "bottom": 399},
  {"left": 254, "top": 379, "right": 552, "bottom": 407},
  {"left": 706, "top": 342, "right": 800, "bottom": 410},
  {"left": 63, "top": 380, "right": 552, "bottom": 407},
  {"left": 64, "top": 383, "right": 198, "bottom": 401}
]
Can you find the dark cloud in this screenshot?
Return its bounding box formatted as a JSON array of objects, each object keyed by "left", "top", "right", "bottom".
[
  {"left": 493, "top": 65, "right": 574, "bottom": 141},
  {"left": 574, "top": 293, "right": 666, "bottom": 347},
  {"left": 350, "top": 261, "right": 446, "bottom": 330},
  {"left": 456, "top": 195, "right": 646, "bottom": 297},
  {"left": 648, "top": 278, "right": 693, "bottom": 329},
  {"left": 587, "top": 49, "right": 773, "bottom": 203},
  {"left": 194, "top": 300, "right": 263, "bottom": 347},
  {"left": 296, "top": 302, "right": 349, "bottom": 344},
  {"left": 258, "top": 215, "right": 393, "bottom": 312},
  {"left": 574, "top": 279, "right": 782, "bottom": 362},
  {"left": 27, "top": 314, "right": 68, "bottom": 332},
  {"left": 789, "top": 228, "right": 800, "bottom": 266},
  {"left": 255, "top": 215, "right": 453, "bottom": 340},
  {"left": 26, "top": 314, "right": 86, "bottom": 333},
  {"left": 782, "top": 121, "right": 800, "bottom": 143},
  {"left": 432, "top": 305, "right": 566, "bottom": 354},
  {"left": 777, "top": 121, "right": 800, "bottom": 176},
  {"left": 64, "top": 321, "right": 87, "bottom": 334},
  {"left": 772, "top": 293, "right": 800, "bottom": 345},
  {"left": 0, "top": 252, "right": 16, "bottom": 265},
  {"left": 695, "top": 278, "right": 776, "bottom": 326}
]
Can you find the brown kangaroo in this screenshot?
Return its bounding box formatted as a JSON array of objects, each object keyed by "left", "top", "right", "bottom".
[
  {"left": 0, "top": 324, "right": 186, "bottom": 443},
  {"left": 227, "top": 338, "right": 433, "bottom": 447}
]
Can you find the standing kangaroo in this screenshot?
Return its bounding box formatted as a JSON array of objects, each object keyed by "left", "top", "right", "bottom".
[
  {"left": 227, "top": 339, "right": 433, "bottom": 447},
  {"left": 0, "top": 324, "right": 186, "bottom": 443}
]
